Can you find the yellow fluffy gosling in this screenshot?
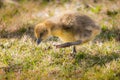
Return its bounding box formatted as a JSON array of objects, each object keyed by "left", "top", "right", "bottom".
[{"left": 34, "top": 12, "right": 101, "bottom": 55}]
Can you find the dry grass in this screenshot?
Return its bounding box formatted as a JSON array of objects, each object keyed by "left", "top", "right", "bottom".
[{"left": 0, "top": 0, "right": 120, "bottom": 80}]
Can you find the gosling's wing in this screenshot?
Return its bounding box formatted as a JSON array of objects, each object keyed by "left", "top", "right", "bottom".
[
  {"left": 59, "top": 14, "right": 94, "bottom": 30},
  {"left": 73, "top": 15, "right": 101, "bottom": 41}
]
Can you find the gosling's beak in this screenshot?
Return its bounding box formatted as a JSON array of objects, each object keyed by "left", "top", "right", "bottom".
[{"left": 36, "top": 38, "right": 42, "bottom": 45}]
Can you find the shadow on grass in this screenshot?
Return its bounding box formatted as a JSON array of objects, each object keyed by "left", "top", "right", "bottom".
[
  {"left": 97, "top": 27, "right": 120, "bottom": 42},
  {"left": 75, "top": 51, "right": 120, "bottom": 67},
  {"left": 0, "top": 23, "right": 36, "bottom": 41},
  {"left": 0, "top": 24, "right": 120, "bottom": 42}
]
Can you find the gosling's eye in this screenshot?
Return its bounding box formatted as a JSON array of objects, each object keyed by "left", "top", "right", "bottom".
[
  {"left": 40, "top": 30, "right": 47, "bottom": 36},
  {"left": 44, "top": 29, "right": 47, "bottom": 32},
  {"left": 40, "top": 32, "right": 44, "bottom": 36}
]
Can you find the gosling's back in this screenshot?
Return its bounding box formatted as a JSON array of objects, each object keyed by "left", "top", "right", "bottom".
[{"left": 58, "top": 13, "right": 101, "bottom": 42}]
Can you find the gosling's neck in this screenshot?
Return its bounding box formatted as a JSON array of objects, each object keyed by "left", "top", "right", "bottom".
[
  {"left": 44, "top": 20, "right": 63, "bottom": 38},
  {"left": 50, "top": 23, "right": 62, "bottom": 37}
]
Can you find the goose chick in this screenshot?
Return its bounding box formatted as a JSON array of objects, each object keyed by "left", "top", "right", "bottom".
[{"left": 34, "top": 12, "right": 101, "bottom": 55}]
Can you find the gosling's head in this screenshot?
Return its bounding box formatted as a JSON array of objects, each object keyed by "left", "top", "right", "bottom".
[{"left": 34, "top": 21, "right": 54, "bottom": 45}]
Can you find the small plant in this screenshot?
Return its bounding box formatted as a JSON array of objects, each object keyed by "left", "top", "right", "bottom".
[
  {"left": 107, "top": 10, "right": 118, "bottom": 17},
  {"left": 90, "top": 6, "right": 101, "bottom": 14}
]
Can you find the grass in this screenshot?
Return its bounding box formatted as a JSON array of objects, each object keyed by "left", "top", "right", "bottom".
[{"left": 0, "top": 0, "right": 120, "bottom": 80}]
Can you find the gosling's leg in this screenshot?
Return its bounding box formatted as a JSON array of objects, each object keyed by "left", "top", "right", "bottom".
[
  {"left": 71, "top": 46, "right": 76, "bottom": 57},
  {"left": 54, "top": 40, "right": 82, "bottom": 48},
  {"left": 72, "top": 46, "right": 76, "bottom": 53}
]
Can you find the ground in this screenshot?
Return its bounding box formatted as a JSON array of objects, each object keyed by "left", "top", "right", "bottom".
[{"left": 0, "top": 0, "right": 120, "bottom": 80}]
